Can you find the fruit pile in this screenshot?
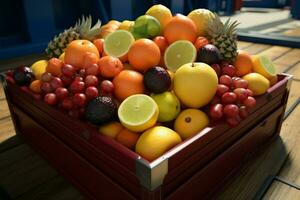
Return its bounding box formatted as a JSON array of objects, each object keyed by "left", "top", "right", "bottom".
[{"left": 6, "top": 5, "right": 278, "bottom": 162}]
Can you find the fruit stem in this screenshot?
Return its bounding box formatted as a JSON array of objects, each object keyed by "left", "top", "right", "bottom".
[{"left": 191, "top": 63, "right": 195, "bottom": 67}]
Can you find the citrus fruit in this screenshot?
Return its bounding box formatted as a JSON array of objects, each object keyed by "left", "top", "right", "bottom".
[
  {"left": 174, "top": 62, "right": 218, "bottom": 108},
  {"left": 144, "top": 66, "right": 171, "bottom": 93},
  {"left": 83, "top": 52, "right": 99, "bottom": 69},
  {"left": 187, "top": 9, "right": 214, "bottom": 36},
  {"left": 128, "top": 39, "right": 161, "bottom": 72},
  {"left": 118, "top": 20, "right": 135, "bottom": 31},
  {"left": 46, "top": 58, "right": 63, "bottom": 77},
  {"left": 116, "top": 128, "right": 140, "bottom": 149},
  {"left": 93, "top": 38, "right": 104, "bottom": 55},
  {"left": 64, "top": 40, "right": 99, "bottom": 69},
  {"left": 174, "top": 109, "right": 209, "bottom": 140},
  {"left": 99, "top": 121, "right": 123, "bottom": 139},
  {"left": 131, "top": 15, "right": 161, "bottom": 39},
  {"left": 146, "top": 4, "right": 172, "bottom": 31},
  {"left": 135, "top": 126, "right": 182, "bottom": 161},
  {"left": 59, "top": 52, "right": 65, "bottom": 62},
  {"left": 113, "top": 70, "right": 145, "bottom": 101},
  {"left": 164, "top": 14, "right": 197, "bottom": 44},
  {"left": 194, "top": 36, "right": 209, "bottom": 51},
  {"left": 99, "top": 20, "right": 121, "bottom": 38},
  {"left": 30, "top": 60, "right": 48, "bottom": 80},
  {"left": 234, "top": 50, "right": 253, "bottom": 76},
  {"left": 98, "top": 56, "right": 124, "bottom": 78},
  {"left": 153, "top": 36, "right": 168, "bottom": 54},
  {"left": 243, "top": 73, "right": 270, "bottom": 96},
  {"left": 164, "top": 40, "right": 197, "bottom": 72},
  {"left": 104, "top": 30, "right": 135, "bottom": 58},
  {"left": 118, "top": 94, "right": 158, "bottom": 132},
  {"left": 252, "top": 55, "right": 276, "bottom": 79},
  {"left": 29, "top": 79, "right": 42, "bottom": 93},
  {"left": 151, "top": 91, "right": 181, "bottom": 122}
]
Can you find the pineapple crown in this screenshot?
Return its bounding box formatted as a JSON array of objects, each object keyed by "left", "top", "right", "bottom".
[
  {"left": 74, "top": 15, "right": 102, "bottom": 41},
  {"left": 207, "top": 13, "right": 239, "bottom": 38}
]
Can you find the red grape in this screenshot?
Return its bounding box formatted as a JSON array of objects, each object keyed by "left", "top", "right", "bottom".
[
  {"left": 86, "top": 63, "right": 99, "bottom": 76},
  {"left": 210, "top": 96, "right": 221, "bottom": 105},
  {"left": 217, "top": 84, "right": 229, "bottom": 96},
  {"left": 41, "top": 72, "right": 52, "bottom": 82},
  {"left": 222, "top": 65, "right": 235, "bottom": 77},
  {"left": 221, "top": 61, "right": 229, "bottom": 67},
  {"left": 61, "top": 75, "right": 73, "bottom": 86},
  {"left": 68, "top": 109, "right": 80, "bottom": 118},
  {"left": 61, "top": 64, "right": 75, "bottom": 77},
  {"left": 73, "top": 93, "right": 87, "bottom": 107},
  {"left": 70, "top": 81, "right": 85, "bottom": 93},
  {"left": 233, "top": 88, "right": 248, "bottom": 102},
  {"left": 85, "top": 75, "right": 99, "bottom": 87},
  {"left": 79, "top": 69, "right": 86, "bottom": 78},
  {"left": 74, "top": 76, "right": 83, "bottom": 82},
  {"left": 86, "top": 86, "right": 99, "bottom": 100},
  {"left": 223, "top": 104, "right": 239, "bottom": 117},
  {"left": 226, "top": 116, "right": 241, "bottom": 127},
  {"left": 232, "top": 76, "right": 241, "bottom": 81},
  {"left": 209, "top": 104, "right": 223, "bottom": 121},
  {"left": 219, "top": 75, "right": 232, "bottom": 86},
  {"left": 44, "top": 93, "right": 57, "bottom": 105},
  {"left": 55, "top": 87, "right": 69, "bottom": 100},
  {"left": 222, "top": 92, "right": 237, "bottom": 104},
  {"left": 243, "top": 96, "right": 256, "bottom": 108},
  {"left": 233, "top": 79, "right": 248, "bottom": 89},
  {"left": 41, "top": 82, "right": 53, "bottom": 93},
  {"left": 62, "top": 97, "right": 74, "bottom": 110},
  {"left": 211, "top": 64, "right": 221, "bottom": 77},
  {"left": 239, "top": 105, "right": 249, "bottom": 119},
  {"left": 6, "top": 76, "right": 15, "bottom": 84},
  {"left": 101, "top": 80, "right": 114, "bottom": 94},
  {"left": 246, "top": 89, "right": 254, "bottom": 97},
  {"left": 50, "top": 77, "right": 63, "bottom": 90}
]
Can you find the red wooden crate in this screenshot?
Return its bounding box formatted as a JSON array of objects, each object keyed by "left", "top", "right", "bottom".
[{"left": 2, "top": 73, "right": 292, "bottom": 199}]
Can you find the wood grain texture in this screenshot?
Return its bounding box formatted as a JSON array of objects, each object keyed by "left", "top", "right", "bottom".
[
  {"left": 0, "top": 82, "right": 4, "bottom": 100},
  {"left": 237, "top": 41, "right": 253, "bottom": 50},
  {"left": 286, "top": 62, "right": 300, "bottom": 80},
  {"left": 263, "top": 180, "right": 300, "bottom": 200},
  {"left": 286, "top": 81, "right": 300, "bottom": 110},
  {"left": 258, "top": 46, "right": 291, "bottom": 61},
  {"left": 0, "top": 117, "right": 15, "bottom": 143},
  {"left": 273, "top": 49, "right": 300, "bottom": 73},
  {"left": 0, "top": 99, "right": 10, "bottom": 120},
  {"left": 243, "top": 43, "right": 271, "bottom": 55}
]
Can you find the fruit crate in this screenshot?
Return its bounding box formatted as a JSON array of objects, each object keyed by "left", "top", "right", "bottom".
[{"left": 2, "top": 73, "right": 292, "bottom": 199}]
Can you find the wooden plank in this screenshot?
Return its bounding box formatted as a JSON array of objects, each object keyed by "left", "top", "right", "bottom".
[
  {"left": 0, "top": 81, "right": 4, "bottom": 100},
  {"left": 263, "top": 180, "right": 300, "bottom": 199},
  {"left": 0, "top": 144, "right": 58, "bottom": 199},
  {"left": 273, "top": 49, "right": 300, "bottom": 73},
  {"left": 0, "top": 117, "right": 15, "bottom": 143},
  {"left": 243, "top": 43, "right": 271, "bottom": 55},
  {"left": 237, "top": 41, "right": 253, "bottom": 50},
  {"left": 0, "top": 99, "right": 10, "bottom": 120},
  {"left": 258, "top": 46, "right": 291, "bottom": 61},
  {"left": 15, "top": 176, "right": 84, "bottom": 200},
  {"left": 286, "top": 81, "right": 300, "bottom": 111},
  {"left": 218, "top": 105, "right": 300, "bottom": 199},
  {"left": 286, "top": 62, "right": 300, "bottom": 80}
]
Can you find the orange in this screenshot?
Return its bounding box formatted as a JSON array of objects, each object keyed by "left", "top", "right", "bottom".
[
  {"left": 234, "top": 50, "right": 253, "bottom": 76},
  {"left": 113, "top": 70, "right": 145, "bottom": 101},
  {"left": 93, "top": 38, "right": 104, "bottom": 55},
  {"left": 83, "top": 52, "right": 99, "bottom": 69},
  {"left": 46, "top": 58, "right": 63, "bottom": 77},
  {"left": 98, "top": 56, "right": 124, "bottom": 78},
  {"left": 153, "top": 36, "right": 168, "bottom": 54},
  {"left": 99, "top": 121, "right": 123, "bottom": 139},
  {"left": 128, "top": 39, "right": 161, "bottom": 72},
  {"left": 118, "top": 53, "right": 128, "bottom": 63},
  {"left": 64, "top": 40, "right": 99, "bottom": 69},
  {"left": 116, "top": 128, "right": 140, "bottom": 149},
  {"left": 29, "top": 80, "right": 42, "bottom": 93},
  {"left": 163, "top": 14, "right": 197, "bottom": 44},
  {"left": 194, "top": 36, "right": 209, "bottom": 51}
]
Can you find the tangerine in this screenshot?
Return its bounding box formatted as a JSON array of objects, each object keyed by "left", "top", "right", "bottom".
[
  {"left": 83, "top": 52, "right": 99, "bottom": 69},
  {"left": 98, "top": 56, "right": 124, "bottom": 78},
  {"left": 194, "top": 36, "right": 209, "bottom": 51},
  {"left": 113, "top": 70, "right": 145, "bottom": 101},
  {"left": 234, "top": 50, "right": 253, "bottom": 76},
  {"left": 128, "top": 39, "right": 161, "bottom": 72},
  {"left": 153, "top": 36, "right": 168, "bottom": 54},
  {"left": 93, "top": 38, "right": 104, "bottom": 55},
  {"left": 46, "top": 58, "right": 63, "bottom": 77},
  {"left": 116, "top": 128, "right": 140, "bottom": 149},
  {"left": 29, "top": 79, "right": 42, "bottom": 93},
  {"left": 163, "top": 14, "right": 197, "bottom": 44}
]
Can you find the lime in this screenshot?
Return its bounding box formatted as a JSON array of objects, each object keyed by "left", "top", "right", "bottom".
[
  {"left": 30, "top": 60, "right": 48, "bottom": 80},
  {"left": 131, "top": 15, "right": 161, "bottom": 39},
  {"left": 146, "top": 4, "right": 172, "bottom": 31},
  {"left": 118, "top": 94, "right": 159, "bottom": 132},
  {"left": 252, "top": 55, "right": 276, "bottom": 79},
  {"left": 104, "top": 30, "right": 135, "bottom": 58},
  {"left": 164, "top": 40, "right": 197, "bottom": 72}
]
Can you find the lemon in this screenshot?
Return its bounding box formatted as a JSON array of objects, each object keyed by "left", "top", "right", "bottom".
[
  {"left": 136, "top": 126, "right": 182, "bottom": 161},
  {"left": 118, "top": 94, "right": 159, "bottom": 132},
  {"left": 146, "top": 4, "right": 172, "bottom": 31},
  {"left": 243, "top": 73, "right": 270, "bottom": 96},
  {"left": 30, "top": 60, "right": 48, "bottom": 80},
  {"left": 174, "top": 109, "right": 209, "bottom": 140},
  {"left": 252, "top": 55, "right": 276, "bottom": 79},
  {"left": 164, "top": 40, "right": 197, "bottom": 72},
  {"left": 151, "top": 91, "right": 181, "bottom": 122},
  {"left": 131, "top": 15, "right": 161, "bottom": 39},
  {"left": 59, "top": 52, "right": 65, "bottom": 62},
  {"left": 187, "top": 9, "right": 214, "bottom": 36},
  {"left": 104, "top": 30, "right": 135, "bottom": 58},
  {"left": 118, "top": 20, "right": 135, "bottom": 31}
]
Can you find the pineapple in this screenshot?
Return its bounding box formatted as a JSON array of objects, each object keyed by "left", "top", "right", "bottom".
[
  {"left": 207, "top": 14, "right": 239, "bottom": 63},
  {"left": 46, "top": 15, "right": 101, "bottom": 58}
]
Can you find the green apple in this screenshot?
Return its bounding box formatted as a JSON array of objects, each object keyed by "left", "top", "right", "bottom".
[
  {"left": 174, "top": 62, "right": 218, "bottom": 108},
  {"left": 151, "top": 91, "right": 181, "bottom": 122}
]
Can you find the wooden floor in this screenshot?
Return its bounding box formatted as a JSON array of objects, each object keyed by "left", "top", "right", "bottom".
[{"left": 0, "top": 41, "right": 300, "bottom": 199}]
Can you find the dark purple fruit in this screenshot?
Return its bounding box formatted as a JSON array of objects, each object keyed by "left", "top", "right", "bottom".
[
  {"left": 13, "top": 66, "right": 34, "bottom": 86},
  {"left": 197, "top": 44, "right": 222, "bottom": 65},
  {"left": 143, "top": 66, "right": 171, "bottom": 93}
]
